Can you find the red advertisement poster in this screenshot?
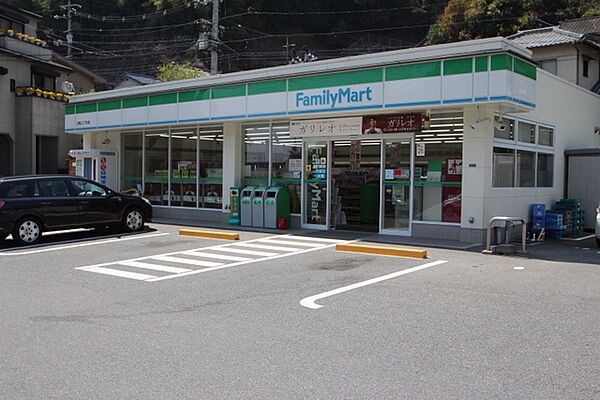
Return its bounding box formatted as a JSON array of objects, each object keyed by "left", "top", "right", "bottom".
[{"left": 362, "top": 113, "right": 423, "bottom": 134}]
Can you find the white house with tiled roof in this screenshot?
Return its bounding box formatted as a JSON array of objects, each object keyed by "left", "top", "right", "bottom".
[{"left": 508, "top": 26, "right": 600, "bottom": 92}]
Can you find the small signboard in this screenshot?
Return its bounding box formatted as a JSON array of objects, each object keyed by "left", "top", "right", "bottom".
[
  {"left": 289, "top": 117, "right": 362, "bottom": 137},
  {"left": 362, "top": 113, "right": 423, "bottom": 134}
]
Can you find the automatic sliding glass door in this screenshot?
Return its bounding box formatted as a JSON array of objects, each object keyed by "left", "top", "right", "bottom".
[
  {"left": 302, "top": 141, "right": 329, "bottom": 229},
  {"left": 381, "top": 139, "right": 412, "bottom": 234}
]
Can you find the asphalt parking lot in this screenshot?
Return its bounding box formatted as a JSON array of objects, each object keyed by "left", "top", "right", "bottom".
[{"left": 1, "top": 223, "right": 599, "bottom": 399}]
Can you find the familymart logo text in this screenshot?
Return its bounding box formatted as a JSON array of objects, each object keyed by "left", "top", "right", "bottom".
[{"left": 295, "top": 86, "right": 373, "bottom": 109}]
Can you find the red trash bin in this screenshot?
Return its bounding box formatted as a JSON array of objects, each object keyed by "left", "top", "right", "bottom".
[{"left": 278, "top": 217, "right": 288, "bottom": 230}]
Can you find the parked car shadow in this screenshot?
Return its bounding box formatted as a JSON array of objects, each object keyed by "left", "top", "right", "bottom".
[{"left": 0, "top": 226, "right": 157, "bottom": 251}]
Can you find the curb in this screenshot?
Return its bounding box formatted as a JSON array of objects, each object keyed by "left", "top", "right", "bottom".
[
  {"left": 336, "top": 243, "right": 427, "bottom": 259},
  {"left": 179, "top": 229, "right": 240, "bottom": 240}
]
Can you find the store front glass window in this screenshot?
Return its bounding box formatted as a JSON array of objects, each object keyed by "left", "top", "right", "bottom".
[
  {"left": 413, "top": 112, "right": 463, "bottom": 224},
  {"left": 170, "top": 127, "right": 197, "bottom": 208},
  {"left": 518, "top": 121, "right": 536, "bottom": 144},
  {"left": 198, "top": 126, "right": 223, "bottom": 209},
  {"left": 121, "top": 131, "right": 142, "bottom": 193},
  {"left": 493, "top": 147, "right": 515, "bottom": 187},
  {"left": 516, "top": 150, "right": 535, "bottom": 187},
  {"left": 538, "top": 126, "right": 554, "bottom": 147},
  {"left": 144, "top": 129, "right": 169, "bottom": 205},
  {"left": 494, "top": 118, "right": 515, "bottom": 140},
  {"left": 271, "top": 123, "right": 302, "bottom": 214},
  {"left": 243, "top": 124, "right": 270, "bottom": 186},
  {"left": 537, "top": 153, "right": 554, "bottom": 187}
]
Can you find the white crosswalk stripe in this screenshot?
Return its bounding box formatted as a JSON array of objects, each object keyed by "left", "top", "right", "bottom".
[
  {"left": 234, "top": 243, "right": 305, "bottom": 252},
  {"left": 182, "top": 251, "right": 252, "bottom": 262},
  {"left": 151, "top": 255, "right": 223, "bottom": 268},
  {"left": 216, "top": 247, "right": 279, "bottom": 257},
  {"left": 75, "top": 234, "right": 355, "bottom": 282},
  {"left": 258, "top": 239, "right": 323, "bottom": 247},
  {"left": 119, "top": 261, "right": 192, "bottom": 274}
]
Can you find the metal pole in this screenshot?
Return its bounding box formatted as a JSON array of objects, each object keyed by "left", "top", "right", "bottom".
[
  {"left": 66, "top": 0, "right": 73, "bottom": 59},
  {"left": 210, "top": 0, "right": 219, "bottom": 74}
]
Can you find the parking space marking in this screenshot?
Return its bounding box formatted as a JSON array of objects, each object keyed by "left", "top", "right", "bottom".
[
  {"left": 300, "top": 260, "right": 448, "bottom": 310},
  {"left": 76, "top": 234, "right": 356, "bottom": 282},
  {"left": 0, "top": 232, "right": 170, "bottom": 256}
]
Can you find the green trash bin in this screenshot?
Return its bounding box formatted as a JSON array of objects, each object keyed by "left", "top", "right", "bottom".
[{"left": 264, "top": 187, "right": 291, "bottom": 229}]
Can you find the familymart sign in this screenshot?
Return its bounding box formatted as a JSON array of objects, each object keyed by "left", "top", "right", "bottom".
[{"left": 66, "top": 53, "right": 536, "bottom": 132}]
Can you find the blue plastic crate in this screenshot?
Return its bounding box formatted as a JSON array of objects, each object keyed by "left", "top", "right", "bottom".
[{"left": 531, "top": 204, "right": 546, "bottom": 218}]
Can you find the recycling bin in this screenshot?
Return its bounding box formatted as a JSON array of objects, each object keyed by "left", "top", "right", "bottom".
[
  {"left": 251, "top": 186, "right": 269, "bottom": 228},
  {"left": 264, "top": 187, "right": 291, "bottom": 229},
  {"left": 241, "top": 186, "right": 256, "bottom": 227}
]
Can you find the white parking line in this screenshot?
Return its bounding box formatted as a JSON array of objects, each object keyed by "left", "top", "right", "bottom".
[
  {"left": 0, "top": 232, "right": 170, "bottom": 256},
  {"left": 300, "top": 260, "right": 448, "bottom": 310}
]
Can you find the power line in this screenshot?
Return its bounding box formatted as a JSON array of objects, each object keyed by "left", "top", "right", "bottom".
[
  {"left": 71, "top": 1, "right": 199, "bottom": 23},
  {"left": 222, "top": 3, "right": 450, "bottom": 19}
]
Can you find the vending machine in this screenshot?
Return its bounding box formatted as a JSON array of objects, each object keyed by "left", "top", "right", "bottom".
[
  {"left": 442, "top": 158, "right": 462, "bottom": 223},
  {"left": 68, "top": 149, "right": 118, "bottom": 189}
]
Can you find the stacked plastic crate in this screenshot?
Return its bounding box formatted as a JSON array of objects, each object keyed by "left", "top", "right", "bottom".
[
  {"left": 554, "top": 199, "right": 585, "bottom": 236},
  {"left": 530, "top": 204, "right": 545, "bottom": 238},
  {"left": 545, "top": 212, "right": 566, "bottom": 239}
]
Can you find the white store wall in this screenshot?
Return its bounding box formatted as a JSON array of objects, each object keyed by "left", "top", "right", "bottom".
[{"left": 480, "top": 69, "right": 600, "bottom": 225}]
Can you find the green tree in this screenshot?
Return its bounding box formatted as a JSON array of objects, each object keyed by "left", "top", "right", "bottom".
[
  {"left": 428, "top": 0, "right": 599, "bottom": 44},
  {"left": 156, "top": 61, "right": 208, "bottom": 81}
]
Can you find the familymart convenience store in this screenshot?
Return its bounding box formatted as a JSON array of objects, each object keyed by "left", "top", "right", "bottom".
[{"left": 66, "top": 37, "right": 547, "bottom": 241}]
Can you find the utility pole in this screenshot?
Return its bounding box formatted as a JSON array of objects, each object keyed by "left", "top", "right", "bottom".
[
  {"left": 57, "top": 0, "right": 80, "bottom": 59},
  {"left": 210, "top": 0, "right": 219, "bottom": 74},
  {"left": 283, "top": 37, "right": 295, "bottom": 64}
]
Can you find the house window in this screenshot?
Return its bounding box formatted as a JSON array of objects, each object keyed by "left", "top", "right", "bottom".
[
  {"left": 0, "top": 17, "right": 25, "bottom": 33},
  {"left": 31, "top": 71, "right": 56, "bottom": 91},
  {"left": 582, "top": 57, "right": 590, "bottom": 78}
]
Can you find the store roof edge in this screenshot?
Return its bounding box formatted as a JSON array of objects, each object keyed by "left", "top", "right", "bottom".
[{"left": 69, "top": 37, "right": 532, "bottom": 104}]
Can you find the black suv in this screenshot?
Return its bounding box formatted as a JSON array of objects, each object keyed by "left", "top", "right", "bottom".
[{"left": 0, "top": 175, "right": 153, "bottom": 245}]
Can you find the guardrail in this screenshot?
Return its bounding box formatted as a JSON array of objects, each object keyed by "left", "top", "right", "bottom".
[{"left": 482, "top": 216, "right": 527, "bottom": 254}]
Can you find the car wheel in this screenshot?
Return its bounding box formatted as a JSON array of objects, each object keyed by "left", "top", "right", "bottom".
[
  {"left": 597, "top": 238, "right": 600, "bottom": 248},
  {"left": 12, "top": 217, "right": 43, "bottom": 245},
  {"left": 122, "top": 208, "right": 145, "bottom": 232},
  {"left": 0, "top": 234, "right": 7, "bottom": 241}
]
